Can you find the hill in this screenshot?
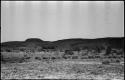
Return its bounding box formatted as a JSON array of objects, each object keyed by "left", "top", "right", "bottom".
[{"left": 1, "top": 37, "right": 124, "bottom": 51}]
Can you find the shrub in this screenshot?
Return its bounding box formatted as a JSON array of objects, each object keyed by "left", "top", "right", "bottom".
[
  {"left": 112, "top": 55, "right": 117, "bottom": 58},
  {"left": 88, "top": 56, "right": 94, "bottom": 59},
  {"left": 1, "top": 54, "right": 4, "bottom": 61},
  {"left": 5, "top": 49, "right": 11, "bottom": 52},
  {"left": 35, "top": 57, "right": 41, "bottom": 60},
  {"left": 80, "top": 56, "right": 88, "bottom": 59},
  {"left": 19, "top": 48, "right": 25, "bottom": 52},
  {"left": 42, "top": 57, "right": 48, "bottom": 60},
  {"left": 115, "top": 59, "right": 120, "bottom": 63},
  {"left": 95, "top": 55, "right": 100, "bottom": 58},
  {"left": 51, "top": 57, "right": 56, "bottom": 60},
  {"left": 24, "top": 54, "right": 31, "bottom": 60},
  {"left": 90, "top": 71, "right": 100, "bottom": 75},
  {"left": 72, "top": 56, "right": 78, "bottom": 59},
  {"left": 105, "top": 46, "right": 111, "bottom": 55},
  {"left": 95, "top": 47, "right": 101, "bottom": 53},
  {"left": 25, "top": 57, "right": 31, "bottom": 59},
  {"left": 72, "top": 47, "right": 80, "bottom": 52},
  {"left": 62, "top": 55, "right": 71, "bottom": 59},
  {"left": 62, "top": 56, "right": 67, "bottom": 59},
  {"left": 18, "top": 58, "right": 26, "bottom": 63},
  {"left": 102, "top": 60, "right": 110, "bottom": 65},
  {"left": 2, "top": 57, "right": 26, "bottom": 63},
  {"left": 65, "top": 50, "right": 74, "bottom": 55}
]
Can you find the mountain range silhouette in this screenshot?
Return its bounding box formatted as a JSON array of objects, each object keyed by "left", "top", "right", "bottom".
[{"left": 1, "top": 37, "right": 124, "bottom": 51}]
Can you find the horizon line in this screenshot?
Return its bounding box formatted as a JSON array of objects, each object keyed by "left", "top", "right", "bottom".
[{"left": 1, "top": 36, "right": 124, "bottom": 43}]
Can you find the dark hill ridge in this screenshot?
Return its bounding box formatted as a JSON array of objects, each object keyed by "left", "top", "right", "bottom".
[
  {"left": 1, "top": 37, "right": 124, "bottom": 50},
  {"left": 1, "top": 41, "right": 25, "bottom": 47},
  {"left": 52, "top": 37, "right": 124, "bottom": 50},
  {"left": 25, "top": 38, "right": 44, "bottom": 42}
]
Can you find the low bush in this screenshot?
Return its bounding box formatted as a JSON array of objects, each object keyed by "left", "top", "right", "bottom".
[
  {"left": 115, "top": 59, "right": 120, "bottom": 63},
  {"left": 35, "top": 57, "right": 41, "bottom": 60},
  {"left": 1, "top": 57, "right": 26, "bottom": 63},
  {"left": 88, "top": 56, "right": 94, "bottom": 59},
  {"left": 72, "top": 56, "right": 78, "bottom": 59},
  {"left": 25, "top": 57, "right": 31, "bottom": 59},
  {"left": 51, "top": 57, "right": 56, "bottom": 60},
  {"left": 1, "top": 54, "right": 4, "bottom": 61},
  {"left": 102, "top": 60, "right": 110, "bottom": 65},
  {"left": 95, "top": 55, "right": 100, "bottom": 58},
  {"left": 42, "top": 57, "right": 48, "bottom": 60},
  {"left": 80, "top": 57, "right": 86, "bottom": 59},
  {"left": 65, "top": 50, "right": 74, "bottom": 55}
]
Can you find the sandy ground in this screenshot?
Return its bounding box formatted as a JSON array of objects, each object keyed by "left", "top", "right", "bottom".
[{"left": 1, "top": 60, "right": 124, "bottom": 80}]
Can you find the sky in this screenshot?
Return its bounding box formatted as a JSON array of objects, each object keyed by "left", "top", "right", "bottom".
[{"left": 1, "top": 1, "right": 124, "bottom": 42}]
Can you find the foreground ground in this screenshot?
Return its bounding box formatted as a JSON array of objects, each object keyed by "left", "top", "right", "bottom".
[{"left": 1, "top": 59, "right": 124, "bottom": 80}]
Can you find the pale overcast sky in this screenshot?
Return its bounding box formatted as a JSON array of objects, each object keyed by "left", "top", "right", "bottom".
[{"left": 1, "top": 1, "right": 124, "bottom": 42}]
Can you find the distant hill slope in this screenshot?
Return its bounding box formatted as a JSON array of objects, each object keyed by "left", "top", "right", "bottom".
[
  {"left": 1, "top": 37, "right": 124, "bottom": 50},
  {"left": 52, "top": 37, "right": 124, "bottom": 50}
]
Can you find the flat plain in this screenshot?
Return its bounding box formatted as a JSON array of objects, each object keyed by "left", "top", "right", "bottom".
[{"left": 1, "top": 58, "right": 124, "bottom": 80}]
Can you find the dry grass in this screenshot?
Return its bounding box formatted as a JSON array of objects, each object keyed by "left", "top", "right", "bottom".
[
  {"left": 1, "top": 50, "right": 124, "bottom": 79},
  {"left": 1, "top": 59, "right": 124, "bottom": 80}
]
